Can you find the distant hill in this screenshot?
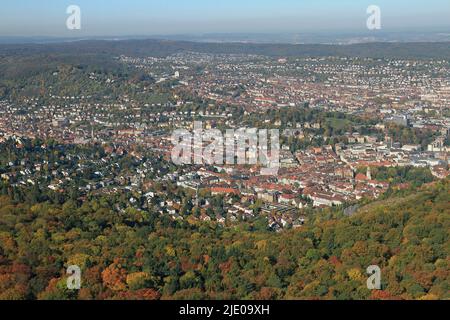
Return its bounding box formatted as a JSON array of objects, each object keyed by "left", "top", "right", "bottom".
[
  {"left": 0, "top": 167, "right": 448, "bottom": 299},
  {"left": 0, "top": 39, "right": 449, "bottom": 59}
]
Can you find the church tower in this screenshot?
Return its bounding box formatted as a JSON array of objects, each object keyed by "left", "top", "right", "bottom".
[{"left": 367, "top": 167, "right": 372, "bottom": 180}]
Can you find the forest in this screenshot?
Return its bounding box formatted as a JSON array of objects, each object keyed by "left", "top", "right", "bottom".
[
  {"left": 1, "top": 40, "right": 450, "bottom": 59},
  {"left": 0, "top": 178, "right": 448, "bottom": 300}
]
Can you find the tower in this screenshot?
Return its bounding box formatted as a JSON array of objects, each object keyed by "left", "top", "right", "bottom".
[
  {"left": 385, "top": 135, "right": 393, "bottom": 149},
  {"left": 367, "top": 167, "right": 372, "bottom": 181},
  {"left": 195, "top": 185, "right": 199, "bottom": 207}
]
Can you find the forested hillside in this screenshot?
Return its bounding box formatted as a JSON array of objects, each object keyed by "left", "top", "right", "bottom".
[
  {"left": 0, "top": 179, "right": 448, "bottom": 300},
  {"left": 1, "top": 40, "right": 449, "bottom": 59}
]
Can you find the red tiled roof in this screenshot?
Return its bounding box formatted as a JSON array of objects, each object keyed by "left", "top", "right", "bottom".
[{"left": 211, "top": 187, "right": 239, "bottom": 195}]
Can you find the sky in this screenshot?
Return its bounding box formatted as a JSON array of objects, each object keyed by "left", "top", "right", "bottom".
[{"left": 0, "top": 0, "right": 449, "bottom": 37}]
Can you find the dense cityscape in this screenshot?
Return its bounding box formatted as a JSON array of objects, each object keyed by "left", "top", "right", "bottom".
[{"left": 1, "top": 52, "right": 448, "bottom": 232}]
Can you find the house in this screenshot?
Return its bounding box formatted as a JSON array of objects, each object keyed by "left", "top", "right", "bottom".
[
  {"left": 211, "top": 187, "right": 239, "bottom": 196},
  {"left": 257, "top": 191, "right": 279, "bottom": 203},
  {"left": 309, "top": 192, "right": 344, "bottom": 207}
]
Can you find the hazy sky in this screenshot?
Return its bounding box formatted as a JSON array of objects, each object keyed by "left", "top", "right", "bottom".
[{"left": 1, "top": 0, "right": 449, "bottom": 36}]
